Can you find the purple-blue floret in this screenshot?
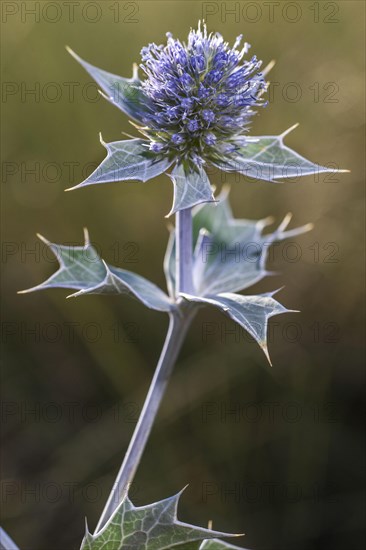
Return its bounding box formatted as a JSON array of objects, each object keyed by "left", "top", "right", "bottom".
[{"left": 139, "top": 22, "right": 267, "bottom": 163}]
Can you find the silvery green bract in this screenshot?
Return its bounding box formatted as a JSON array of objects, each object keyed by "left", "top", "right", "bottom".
[
  {"left": 20, "top": 191, "right": 310, "bottom": 364},
  {"left": 66, "top": 22, "right": 345, "bottom": 215}
]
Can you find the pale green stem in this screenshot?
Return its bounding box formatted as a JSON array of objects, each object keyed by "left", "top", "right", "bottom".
[{"left": 94, "top": 207, "right": 194, "bottom": 532}]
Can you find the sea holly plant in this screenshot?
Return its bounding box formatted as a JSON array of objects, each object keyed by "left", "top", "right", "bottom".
[{"left": 10, "top": 22, "right": 347, "bottom": 550}]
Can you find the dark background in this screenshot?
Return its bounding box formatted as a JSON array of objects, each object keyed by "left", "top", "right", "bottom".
[{"left": 1, "top": 1, "right": 365, "bottom": 549}]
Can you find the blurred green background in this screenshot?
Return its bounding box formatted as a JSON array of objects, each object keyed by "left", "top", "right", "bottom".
[{"left": 1, "top": 1, "right": 365, "bottom": 549}]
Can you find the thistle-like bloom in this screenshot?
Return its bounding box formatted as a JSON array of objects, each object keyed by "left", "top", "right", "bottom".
[
  {"left": 67, "top": 22, "right": 345, "bottom": 215},
  {"left": 138, "top": 22, "right": 267, "bottom": 164}
]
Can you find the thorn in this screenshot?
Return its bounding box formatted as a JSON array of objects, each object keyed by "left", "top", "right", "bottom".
[
  {"left": 36, "top": 233, "right": 51, "bottom": 246},
  {"left": 132, "top": 62, "right": 139, "bottom": 80},
  {"left": 303, "top": 222, "right": 314, "bottom": 232},
  {"left": 280, "top": 221, "right": 315, "bottom": 238},
  {"left": 98, "top": 89, "right": 110, "bottom": 102},
  {"left": 66, "top": 288, "right": 87, "bottom": 299},
  {"left": 219, "top": 183, "right": 231, "bottom": 199},
  {"left": 129, "top": 120, "right": 143, "bottom": 130},
  {"left": 264, "top": 269, "right": 279, "bottom": 278},
  {"left": 261, "top": 342, "right": 272, "bottom": 366},
  {"left": 83, "top": 227, "right": 90, "bottom": 246},
  {"left": 99, "top": 132, "right": 106, "bottom": 147},
  {"left": 269, "top": 286, "right": 286, "bottom": 296},
  {"left": 277, "top": 212, "right": 293, "bottom": 232},
  {"left": 121, "top": 131, "right": 137, "bottom": 139},
  {"left": 17, "top": 287, "right": 33, "bottom": 295},
  {"left": 65, "top": 183, "right": 80, "bottom": 192},
  {"left": 280, "top": 123, "right": 299, "bottom": 140},
  {"left": 263, "top": 59, "right": 276, "bottom": 76},
  {"left": 65, "top": 45, "right": 77, "bottom": 59}
]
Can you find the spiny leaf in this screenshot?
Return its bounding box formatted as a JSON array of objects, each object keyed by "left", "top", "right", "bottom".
[
  {"left": 19, "top": 230, "right": 174, "bottom": 312},
  {"left": 181, "top": 291, "right": 294, "bottom": 365},
  {"left": 66, "top": 47, "right": 150, "bottom": 123},
  {"left": 164, "top": 188, "right": 312, "bottom": 298},
  {"left": 66, "top": 137, "right": 173, "bottom": 191},
  {"left": 167, "top": 164, "right": 215, "bottom": 217},
  {"left": 213, "top": 124, "right": 349, "bottom": 182},
  {"left": 80, "top": 490, "right": 242, "bottom": 550}
]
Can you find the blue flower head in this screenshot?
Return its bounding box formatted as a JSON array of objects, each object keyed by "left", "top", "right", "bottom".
[
  {"left": 139, "top": 22, "right": 267, "bottom": 165},
  {"left": 66, "top": 23, "right": 346, "bottom": 214}
]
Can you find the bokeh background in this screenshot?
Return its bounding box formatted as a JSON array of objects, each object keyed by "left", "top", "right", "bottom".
[{"left": 1, "top": 1, "right": 365, "bottom": 549}]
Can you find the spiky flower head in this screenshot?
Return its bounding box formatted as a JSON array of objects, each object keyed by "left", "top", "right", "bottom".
[
  {"left": 138, "top": 22, "right": 267, "bottom": 165},
  {"left": 66, "top": 22, "right": 342, "bottom": 214}
]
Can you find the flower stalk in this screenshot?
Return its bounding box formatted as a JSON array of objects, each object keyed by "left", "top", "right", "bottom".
[
  {"left": 176, "top": 207, "right": 194, "bottom": 295},
  {"left": 95, "top": 207, "right": 195, "bottom": 532},
  {"left": 95, "top": 310, "right": 194, "bottom": 531}
]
